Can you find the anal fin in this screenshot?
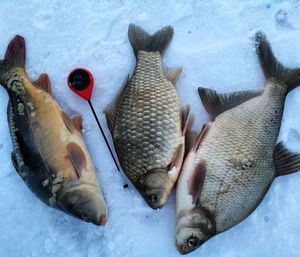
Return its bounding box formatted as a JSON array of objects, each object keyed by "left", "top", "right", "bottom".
[
  {"left": 198, "top": 87, "right": 263, "bottom": 118},
  {"left": 274, "top": 142, "right": 300, "bottom": 176}
]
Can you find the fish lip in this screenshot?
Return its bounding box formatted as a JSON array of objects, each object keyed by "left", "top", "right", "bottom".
[
  {"left": 176, "top": 244, "right": 192, "bottom": 255},
  {"left": 98, "top": 214, "right": 107, "bottom": 226}
]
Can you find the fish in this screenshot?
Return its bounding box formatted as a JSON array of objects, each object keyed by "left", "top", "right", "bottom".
[
  {"left": 105, "top": 24, "right": 192, "bottom": 209},
  {"left": 0, "top": 36, "right": 108, "bottom": 225},
  {"left": 175, "top": 31, "right": 300, "bottom": 254}
]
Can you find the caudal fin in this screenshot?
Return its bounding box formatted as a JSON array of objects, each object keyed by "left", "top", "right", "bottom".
[
  {"left": 128, "top": 24, "right": 173, "bottom": 57},
  {"left": 0, "top": 35, "right": 26, "bottom": 80},
  {"left": 255, "top": 31, "right": 300, "bottom": 92}
]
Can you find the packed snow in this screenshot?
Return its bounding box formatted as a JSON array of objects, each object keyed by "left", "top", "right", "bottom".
[{"left": 1, "top": 1, "right": 300, "bottom": 256}]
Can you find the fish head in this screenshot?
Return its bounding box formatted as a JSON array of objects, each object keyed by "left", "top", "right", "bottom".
[
  {"left": 138, "top": 169, "right": 170, "bottom": 209},
  {"left": 175, "top": 208, "right": 215, "bottom": 254},
  {"left": 58, "top": 184, "right": 107, "bottom": 226}
]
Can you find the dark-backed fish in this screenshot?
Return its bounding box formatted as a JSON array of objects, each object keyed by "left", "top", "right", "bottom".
[{"left": 0, "top": 36, "right": 107, "bottom": 225}]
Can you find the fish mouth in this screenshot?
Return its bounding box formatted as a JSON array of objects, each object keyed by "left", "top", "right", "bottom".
[
  {"left": 138, "top": 170, "right": 171, "bottom": 209},
  {"left": 98, "top": 214, "right": 107, "bottom": 226},
  {"left": 176, "top": 244, "right": 197, "bottom": 255}
]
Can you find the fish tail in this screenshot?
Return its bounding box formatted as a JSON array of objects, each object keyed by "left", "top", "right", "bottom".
[
  {"left": 128, "top": 24, "right": 173, "bottom": 57},
  {"left": 0, "top": 35, "right": 26, "bottom": 83},
  {"left": 255, "top": 31, "right": 300, "bottom": 92}
]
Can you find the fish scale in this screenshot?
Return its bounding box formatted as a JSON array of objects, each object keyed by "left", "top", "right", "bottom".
[
  {"left": 115, "top": 51, "right": 182, "bottom": 183},
  {"left": 198, "top": 85, "right": 284, "bottom": 231},
  {"left": 106, "top": 24, "right": 186, "bottom": 208},
  {"left": 175, "top": 31, "right": 300, "bottom": 254}
]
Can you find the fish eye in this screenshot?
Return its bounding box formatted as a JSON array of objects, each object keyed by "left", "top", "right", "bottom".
[
  {"left": 187, "top": 237, "right": 198, "bottom": 248},
  {"left": 148, "top": 194, "right": 158, "bottom": 203}
]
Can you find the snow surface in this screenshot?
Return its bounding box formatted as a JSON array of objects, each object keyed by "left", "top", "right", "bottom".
[{"left": 1, "top": 1, "right": 300, "bottom": 256}]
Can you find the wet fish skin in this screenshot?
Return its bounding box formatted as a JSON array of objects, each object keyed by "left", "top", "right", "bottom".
[
  {"left": 0, "top": 36, "right": 107, "bottom": 225},
  {"left": 175, "top": 32, "right": 300, "bottom": 254},
  {"left": 105, "top": 24, "right": 188, "bottom": 209}
]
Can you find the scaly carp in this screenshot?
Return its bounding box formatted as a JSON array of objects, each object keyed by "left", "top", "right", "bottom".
[{"left": 105, "top": 24, "right": 191, "bottom": 209}]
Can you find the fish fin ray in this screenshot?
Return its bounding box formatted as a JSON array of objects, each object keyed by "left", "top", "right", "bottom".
[
  {"left": 0, "top": 35, "right": 25, "bottom": 81},
  {"left": 33, "top": 73, "right": 52, "bottom": 94},
  {"left": 186, "top": 122, "right": 210, "bottom": 153},
  {"left": 168, "top": 143, "right": 184, "bottom": 171},
  {"left": 61, "top": 111, "right": 75, "bottom": 133},
  {"left": 71, "top": 116, "right": 83, "bottom": 134},
  {"left": 128, "top": 24, "right": 173, "bottom": 57},
  {"left": 198, "top": 87, "right": 263, "bottom": 118},
  {"left": 189, "top": 161, "right": 207, "bottom": 204},
  {"left": 104, "top": 75, "right": 130, "bottom": 135},
  {"left": 0, "top": 60, "right": 11, "bottom": 80},
  {"left": 274, "top": 142, "right": 300, "bottom": 176},
  {"left": 181, "top": 105, "right": 194, "bottom": 136},
  {"left": 164, "top": 67, "right": 182, "bottom": 85},
  {"left": 66, "top": 143, "right": 87, "bottom": 178},
  {"left": 4, "top": 35, "right": 26, "bottom": 68},
  {"left": 256, "top": 31, "right": 300, "bottom": 92}
]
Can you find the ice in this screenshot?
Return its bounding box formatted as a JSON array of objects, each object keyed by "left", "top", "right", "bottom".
[{"left": 1, "top": 1, "right": 300, "bottom": 256}]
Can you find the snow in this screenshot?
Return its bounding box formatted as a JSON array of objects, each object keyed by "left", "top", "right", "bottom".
[{"left": 1, "top": 1, "right": 300, "bottom": 256}]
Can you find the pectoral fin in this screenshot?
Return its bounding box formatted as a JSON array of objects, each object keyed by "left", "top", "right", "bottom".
[
  {"left": 186, "top": 123, "right": 211, "bottom": 153},
  {"left": 168, "top": 144, "right": 184, "bottom": 171},
  {"left": 104, "top": 75, "right": 130, "bottom": 135},
  {"left": 198, "top": 87, "right": 263, "bottom": 118},
  {"left": 181, "top": 105, "right": 194, "bottom": 136},
  {"left": 33, "top": 73, "right": 52, "bottom": 94},
  {"left": 66, "top": 143, "right": 87, "bottom": 178},
  {"left": 274, "top": 142, "right": 300, "bottom": 176},
  {"left": 189, "top": 161, "right": 207, "bottom": 204}
]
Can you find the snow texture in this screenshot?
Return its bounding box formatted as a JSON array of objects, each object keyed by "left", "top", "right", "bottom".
[{"left": 1, "top": 1, "right": 300, "bottom": 256}]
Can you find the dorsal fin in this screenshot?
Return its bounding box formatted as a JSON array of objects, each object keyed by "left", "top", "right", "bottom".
[
  {"left": 71, "top": 116, "right": 83, "bottom": 134},
  {"left": 33, "top": 73, "right": 52, "bottom": 94},
  {"left": 164, "top": 68, "right": 182, "bottom": 86},
  {"left": 198, "top": 87, "right": 263, "bottom": 118},
  {"left": 104, "top": 75, "right": 130, "bottom": 135},
  {"left": 66, "top": 142, "right": 87, "bottom": 177},
  {"left": 189, "top": 161, "right": 207, "bottom": 204},
  {"left": 61, "top": 111, "right": 75, "bottom": 133}
]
